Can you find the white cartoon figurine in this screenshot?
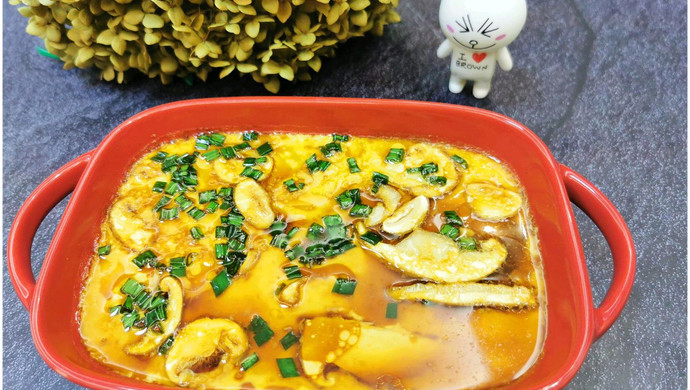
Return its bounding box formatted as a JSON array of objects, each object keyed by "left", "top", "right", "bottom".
[{"left": 437, "top": 0, "right": 527, "bottom": 99}]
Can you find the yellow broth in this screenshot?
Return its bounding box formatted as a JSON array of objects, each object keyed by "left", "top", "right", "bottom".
[{"left": 79, "top": 132, "right": 546, "bottom": 389}]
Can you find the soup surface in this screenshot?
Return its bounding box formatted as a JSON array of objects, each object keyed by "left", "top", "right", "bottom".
[{"left": 79, "top": 131, "right": 546, "bottom": 389}]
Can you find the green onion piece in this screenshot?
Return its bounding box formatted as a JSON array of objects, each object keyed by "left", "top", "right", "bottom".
[
  {"left": 121, "top": 311, "right": 140, "bottom": 330},
  {"left": 280, "top": 331, "right": 299, "bottom": 350},
  {"left": 307, "top": 223, "right": 324, "bottom": 240},
  {"left": 269, "top": 220, "right": 287, "bottom": 235},
  {"left": 249, "top": 315, "right": 274, "bottom": 346},
  {"left": 153, "top": 196, "right": 172, "bottom": 212},
  {"left": 202, "top": 149, "right": 221, "bottom": 161},
  {"left": 256, "top": 142, "right": 273, "bottom": 156},
  {"left": 242, "top": 131, "right": 258, "bottom": 141},
  {"left": 150, "top": 151, "right": 168, "bottom": 163},
  {"left": 276, "top": 358, "right": 300, "bottom": 378},
  {"left": 306, "top": 154, "right": 319, "bottom": 173},
  {"left": 286, "top": 227, "right": 299, "bottom": 239},
  {"left": 169, "top": 257, "right": 186, "bottom": 278},
  {"left": 360, "top": 231, "right": 383, "bottom": 245},
  {"left": 121, "top": 278, "right": 145, "bottom": 297},
  {"left": 223, "top": 212, "right": 244, "bottom": 227},
  {"left": 440, "top": 224, "right": 460, "bottom": 239},
  {"left": 452, "top": 155, "right": 469, "bottom": 169},
  {"left": 164, "top": 182, "right": 179, "bottom": 195},
  {"left": 109, "top": 305, "right": 122, "bottom": 316},
  {"left": 406, "top": 167, "right": 421, "bottom": 174},
  {"left": 199, "top": 190, "right": 217, "bottom": 204},
  {"left": 209, "top": 133, "right": 226, "bottom": 146},
  {"left": 420, "top": 162, "right": 439, "bottom": 177},
  {"left": 190, "top": 226, "right": 204, "bottom": 240},
  {"left": 159, "top": 207, "right": 180, "bottom": 221},
  {"left": 386, "top": 302, "right": 398, "bottom": 319},
  {"left": 241, "top": 353, "right": 259, "bottom": 371},
  {"left": 224, "top": 251, "right": 246, "bottom": 277},
  {"left": 187, "top": 207, "right": 205, "bottom": 220},
  {"left": 347, "top": 157, "right": 361, "bottom": 173},
  {"left": 195, "top": 135, "right": 211, "bottom": 150},
  {"left": 206, "top": 201, "right": 219, "bottom": 214},
  {"left": 332, "top": 278, "right": 357, "bottom": 295},
  {"left": 283, "top": 179, "right": 301, "bottom": 192},
  {"left": 285, "top": 246, "right": 305, "bottom": 261},
  {"left": 443, "top": 210, "right": 463, "bottom": 226},
  {"left": 317, "top": 160, "right": 331, "bottom": 172},
  {"left": 145, "top": 305, "right": 167, "bottom": 327},
  {"left": 210, "top": 269, "right": 232, "bottom": 297},
  {"left": 228, "top": 238, "right": 246, "bottom": 251},
  {"left": 216, "top": 226, "right": 228, "bottom": 238},
  {"left": 215, "top": 243, "right": 229, "bottom": 259},
  {"left": 332, "top": 134, "right": 349, "bottom": 142},
  {"left": 122, "top": 296, "right": 134, "bottom": 312},
  {"left": 283, "top": 265, "right": 302, "bottom": 280},
  {"left": 132, "top": 250, "right": 157, "bottom": 268},
  {"left": 220, "top": 146, "right": 236, "bottom": 159},
  {"left": 235, "top": 142, "right": 251, "bottom": 150},
  {"left": 218, "top": 187, "right": 233, "bottom": 198},
  {"left": 371, "top": 172, "right": 389, "bottom": 193},
  {"left": 323, "top": 214, "right": 343, "bottom": 227},
  {"left": 152, "top": 181, "right": 166, "bottom": 193},
  {"left": 428, "top": 176, "right": 447, "bottom": 186},
  {"left": 320, "top": 142, "right": 342, "bottom": 157},
  {"left": 336, "top": 189, "right": 360, "bottom": 210},
  {"left": 97, "top": 245, "right": 111, "bottom": 257},
  {"left": 458, "top": 237, "right": 478, "bottom": 251},
  {"left": 175, "top": 195, "right": 194, "bottom": 211},
  {"left": 271, "top": 234, "right": 289, "bottom": 249},
  {"left": 385, "top": 148, "right": 405, "bottom": 163},
  {"left": 240, "top": 167, "right": 263, "bottom": 180},
  {"left": 158, "top": 336, "right": 174, "bottom": 355},
  {"left": 349, "top": 204, "right": 372, "bottom": 218}
]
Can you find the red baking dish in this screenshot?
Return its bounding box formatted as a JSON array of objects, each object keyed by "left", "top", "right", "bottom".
[{"left": 8, "top": 97, "right": 635, "bottom": 390}]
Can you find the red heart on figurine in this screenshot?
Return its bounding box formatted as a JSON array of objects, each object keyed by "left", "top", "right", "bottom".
[{"left": 472, "top": 53, "right": 487, "bottom": 63}]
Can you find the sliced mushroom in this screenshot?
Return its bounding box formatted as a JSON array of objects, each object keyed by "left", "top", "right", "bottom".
[
  {"left": 126, "top": 276, "right": 183, "bottom": 356},
  {"left": 382, "top": 144, "right": 459, "bottom": 198},
  {"left": 213, "top": 156, "right": 273, "bottom": 183},
  {"left": 466, "top": 183, "right": 522, "bottom": 221},
  {"left": 277, "top": 278, "right": 306, "bottom": 306},
  {"left": 365, "top": 185, "right": 402, "bottom": 227},
  {"left": 165, "top": 318, "right": 249, "bottom": 386},
  {"left": 365, "top": 204, "right": 388, "bottom": 227},
  {"left": 381, "top": 195, "right": 429, "bottom": 235},
  {"left": 233, "top": 179, "right": 275, "bottom": 229},
  {"left": 364, "top": 230, "right": 507, "bottom": 283},
  {"left": 108, "top": 197, "right": 157, "bottom": 251},
  {"left": 388, "top": 282, "right": 537, "bottom": 309}
]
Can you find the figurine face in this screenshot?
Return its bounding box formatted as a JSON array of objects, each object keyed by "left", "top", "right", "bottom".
[{"left": 439, "top": 0, "right": 527, "bottom": 52}]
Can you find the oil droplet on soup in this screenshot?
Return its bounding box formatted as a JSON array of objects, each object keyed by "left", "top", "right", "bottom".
[{"left": 79, "top": 132, "right": 546, "bottom": 389}]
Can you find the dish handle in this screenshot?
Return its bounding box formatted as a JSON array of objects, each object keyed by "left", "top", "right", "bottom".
[
  {"left": 7, "top": 152, "right": 93, "bottom": 310},
  {"left": 560, "top": 164, "right": 636, "bottom": 340}
]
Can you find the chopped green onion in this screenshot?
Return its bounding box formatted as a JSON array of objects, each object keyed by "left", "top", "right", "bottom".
[
  {"left": 285, "top": 246, "right": 305, "bottom": 261},
  {"left": 209, "top": 133, "right": 226, "bottom": 146},
  {"left": 150, "top": 151, "right": 168, "bottom": 162},
  {"left": 440, "top": 224, "right": 460, "bottom": 239},
  {"left": 121, "top": 311, "right": 140, "bottom": 330},
  {"left": 243, "top": 157, "right": 268, "bottom": 166},
  {"left": 249, "top": 315, "right": 274, "bottom": 346},
  {"left": 169, "top": 257, "right": 186, "bottom": 278},
  {"left": 280, "top": 331, "right": 299, "bottom": 350},
  {"left": 371, "top": 172, "right": 389, "bottom": 193},
  {"left": 420, "top": 162, "right": 439, "bottom": 177},
  {"left": 121, "top": 278, "right": 145, "bottom": 297},
  {"left": 349, "top": 204, "right": 372, "bottom": 218},
  {"left": 109, "top": 305, "right": 122, "bottom": 316},
  {"left": 360, "top": 231, "right": 383, "bottom": 245},
  {"left": 175, "top": 195, "right": 194, "bottom": 210},
  {"left": 283, "top": 265, "right": 302, "bottom": 280},
  {"left": 271, "top": 234, "right": 289, "bottom": 249},
  {"left": 240, "top": 167, "right": 263, "bottom": 180},
  {"left": 164, "top": 181, "right": 179, "bottom": 195},
  {"left": 218, "top": 187, "right": 233, "bottom": 198},
  {"left": 206, "top": 201, "right": 219, "bottom": 213},
  {"left": 458, "top": 237, "right": 477, "bottom": 251},
  {"left": 223, "top": 212, "right": 244, "bottom": 227},
  {"left": 320, "top": 142, "right": 342, "bottom": 157},
  {"left": 306, "top": 154, "right": 330, "bottom": 173},
  {"left": 336, "top": 189, "right": 360, "bottom": 210},
  {"left": 158, "top": 336, "right": 174, "bottom": 355},
  {"left": 386, "top": 302, "right": 398, "bottom": 319},
  {"left": 195, "top": 135, "right": 211, "bottom": 150},
  {"left": 332, "top": 278, "right": 357, "bottom": 295},
  {"left": 347, "top": 157, "right": 361, "bottom": 173},
  {"left": 145, "top": 305, "right": 167, "bottom": 327},
  {"left": 242, "top": 131, "right": 258, "bottom": 141},
  {"left": 332, "top": 134, "right": 349, "bottom": 142},
  {"left": 269, "top": 220, "right": 288, "bottom": 235},
  {"left": 443, "top": 210, "right": 463, "bottom": 226},
  {"left": 199, "top": 190, "right": 217, "bottom": 204},
  {"left": 256, "top": 142, "right": 273, "bottom": 156},
  {"left": 152, "top": 181, "right": 167, "bottom": 193},
  {"left": 202, "top": 149, "right": 221, "bottom": 161},
  {"left": 159, "top": 207, "right": 180, "bottom": 220},
  {"left": 190, "top": 226, "right": 204, "bottom": 240},
  {"left": 97, "top": 245, "right": 111, "bottom": 257},
  {"left": 235, "top": 142, "right": 251, "bottom": 150},
  {"left": 122, "top": 296, "right": 134, "bottom": 312},
  {"left": 385, "top": 148, "right": 405, "bottom": 163},
  {"left": 210, "top": 269, "right": 232, "bottom": 297},
  {"left": 215, "top": 243, "right": 229, "bottom": 259},
  {"left": 153, "top": 196, "right": 172, "bottom": 212},
  {"left": 452, "top": 155, "right": 469, "bottom": 169},
  {"left": 187, "top": 207, "right": 205, "bottom": 220},
  {"left": 428, "top": 176, "right": 447, "bottom": 186},
  {"left": 224, "top": 251, "right": 246, "bottom": 277},
  {"left": 276, "top": 358, "right": 300, "bottom": 378},
  {"left": 132, "top": 250, "right": 157, "bottom": 268},
  {"left": 323, "top": 214, "right": 343, "bottom": 227},
  {"left": 286, "top": 227, "right": 299, "bottom": 239},
  {"left": 307, "top": 223, "right": 324, "bottom": 240},
  {"left": 317, "top": 160, "right": 331, "bottom": 172},
  {"left": 283, "top": 178, "right": 303, "bottom": 192},
  {"left": 216, "top": 226, "right": 229, "bottom": 238},
  {"left": 228, "top": 238, "right": 245, "bottom": 251},
  {"left": 241, "top": 353, "right": 259, "bottom": 371},
  {"left": 220, "top": 146, "right": 236, "bottom": 159}
]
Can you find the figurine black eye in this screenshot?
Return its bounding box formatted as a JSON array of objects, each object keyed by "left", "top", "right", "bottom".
[
  {"left": 455, "top": 15, "right": 473, "bottom": 33},
  {"left": 478, "top": 18, "right": 499, "bottom": 37}
]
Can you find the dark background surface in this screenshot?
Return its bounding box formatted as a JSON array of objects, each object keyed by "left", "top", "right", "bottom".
[{"left": 3, "top": 0, "right": 687, "bottom": 389}]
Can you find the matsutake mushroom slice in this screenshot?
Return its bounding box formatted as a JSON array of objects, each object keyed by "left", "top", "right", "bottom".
[
  {"left": 108, "top": 197, "right": 158, "bottom": 251},
  {"left": 126, "top": 276, "right": 184, "bottom": 356},
  {"left": 364, "top": 230, "right": 507, "bottom": 283},
  {"left": 365, "top": 185, "right": 402, "bottom": 227},
  {"left": 381, "top": 195, "right": 429, "bottom": 235},
  {"left": 466, "top": 183, "right": 523, "bottom": 221},
  {"left": 233, "top": 179, "right": 275, "bottom": 229},
  {"left": 388, "top": 282, "right": 537, "bottom": 309},
  {"left": 165, "top": 318, "right": 249, "bottom": 386}
]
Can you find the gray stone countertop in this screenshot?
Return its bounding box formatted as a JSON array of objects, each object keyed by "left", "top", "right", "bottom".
[{"left": 3, "top": 0, "right": 687, "bottom": 389}]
